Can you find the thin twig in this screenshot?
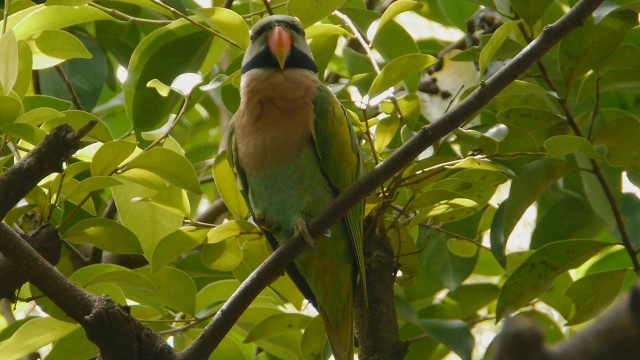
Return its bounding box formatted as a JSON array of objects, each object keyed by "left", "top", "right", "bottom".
[
  {"left": 149, "top": 0, "right": 241, "bottom": 48},
  {"left": 55, "top": 66, "right": 84, "bottom": 111},
  {"left": 241, "top": 3, "right": 286, "bottom": 18},
  {"left": 515, "top": 11, "right": 640, "bottom": 273},
  {"left": 90, "top": 3, "right": 172, "bottom": 25},
  {"left": 587, "top": 76, "right": 601, "bottom": 141},
  {"left": 261, "top": 0, "right": 273, "bottom": 15}
]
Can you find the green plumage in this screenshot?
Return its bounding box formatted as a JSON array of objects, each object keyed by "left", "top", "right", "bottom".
[{"left": 228, "top": 15, "right": 365, "bottom": 360}]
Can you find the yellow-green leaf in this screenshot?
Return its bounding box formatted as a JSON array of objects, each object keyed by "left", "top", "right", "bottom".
[
  {"left": 214, "top": 150, "right": 249, "bottom": 219},
  {"left": 28, "top": 29, "right": 92, "bottom": 69},
  {"left": 63, "top": 218, "right": 143, "bottom": 254},
  {"left": 126, "top": 147, "right": 201, "bottom": 194},
  {"left": 191, "top": 7, "right": 250, "bottom": 49},
  {"left": 368, "top": 53, "right": 437, "bottom": 98}
]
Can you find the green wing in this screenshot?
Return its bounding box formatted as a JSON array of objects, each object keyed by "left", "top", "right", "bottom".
[{"left": 311, "top": 85, "right": 366, "bottom": 292}]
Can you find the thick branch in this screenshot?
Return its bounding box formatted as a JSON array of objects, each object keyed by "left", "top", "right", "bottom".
[
  {"left": 0, "top": 224, "right": 61, "bottom": 300},
  {"left": 181, "top": 0, "right": 605, "bottom": 357},
  {"left": 354, "top": 226, "right": 407, "bottom": 359},
  {"left": 0, "top": 122, "right": 96, "bottom": 219}
]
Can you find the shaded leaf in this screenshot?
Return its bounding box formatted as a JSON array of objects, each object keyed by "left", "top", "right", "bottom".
[
  {"left": 593, "top": 116, "right": 640, "bottom": 172},
  {"left": 565, "top": 269, "right": 629, "bottom": 325},
  {"left": 418, "top": 319, "right": 474, "bottom": 360},
  {"left": 496, "top": 240, "right": 612, "bottom": 319},
  {"left": 288, "top": 0, "right": 345, "bottom": 27},
  {"left": 151, "top": 227, "right": 209, "bottom": 274},
  {"left": 544, "top": 135, "right": 601, "bottom": 160}
]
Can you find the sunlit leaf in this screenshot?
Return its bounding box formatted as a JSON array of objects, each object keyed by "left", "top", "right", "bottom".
[
  {"left": 368, "top": 53, "right": 437, "bottom": 98},
  {"left": 0, "top": 317, "right": 78, "bottom": 359},
  {"left": 126, "top": 147, "right": 201, "bottom": 194},
  {"left": 479, "top": 20, "right": 522, "bottom": 79},
  {"left": 28, "top": 29, "right": 91, "bottom": 69},
  {"left": 215, "top": 150, "right": 249, "bottom": 219},
  {"left": 63, "top": 218, "right": 142, "bottom": 254},
  {"left": 288, "top": 0, "right": 345, "bottom": 27},
  {"left": 191, "top": 7, "right": 250, "bottom": 49},
  {"left": 244, "top": 313, "right": 312, "bottom": 343}
]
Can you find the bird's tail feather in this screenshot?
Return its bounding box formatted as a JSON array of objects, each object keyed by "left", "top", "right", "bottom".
[{"left": 317, "top": 284, "right": 354, "bottom": 360}]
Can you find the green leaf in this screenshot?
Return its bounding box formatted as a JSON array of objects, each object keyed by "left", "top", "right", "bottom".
[
  {"left": 368, "top": 53, "right": 437, "bottom": 98},
  {"left": 202, "top": 238, "right": 243, "bottom": 272},
  {"left": 112, "top": 175, "right": 184, "bottom": 257},
  {"left": 190, "top": 7, "right": 250, "bottom": 49},
  {"left": 301, "top": 315, "right": 326, "bottom": 360},
  {"left": 420, "top": 232, "right": 477, "bottom": 290},
  {"left": 244, "top": 313, "right": 312, "bottom": 343},
  {"left": 377, "top": 0, "right": 423, "bottom": 31},
  {"left": 45, "top": 327, "right": 98, "bottom": 360},
  {"left": 309, "top": 34, "right": 339, "bottom": 79},
  {"left": 531, "top": 197, "right": 607, "bottom": 249},
  {"left": 0, "top": 317, "right": 78, "bottom": 359},
  {"left": 559, "top": 9, "right": 638, "bottom": 86},
  {"left": 207, "top": 220, "right": 259, "bottom": 244},
  {"left": 496, "top": 240, "right": 612, "bottom": 320},
  {"left": 7, "top": 5, "right": 117, "bottom": 41},
  {"left": 593, "top": 116, "right": 640, "bottom": 172},
  {"left": 14, "top": 41, "right": 33, "bottom": 98},
  {"left": 497, "top": 107, "right": 568, "bottom": 146},
  {"left": 375, "top": 113, "right": 399, "bottom": 153},
  {"left": 137, "top": 267, "right": 197, "bottom": 315},
  {"left": 565, "top": 269, "right": 628, "bottom": 325},
  {"left": 28, "top": 29, "right": 92, "bottom": 69},
  {"left": 418, "top": 319, "right": 474, "bottom": 360},
  {"left": 306, "top": 24, "right": 353, "bottom": 38},
  {"left": 0, "top": 95, "right": 23, "bottom": 126},
  {"left": 544, "top": 135, "right": 601, "bottom": 160},
  {"left": 126, "top": 147, "right": 201, "bottom": 194},
  {"left": 63, "top": 218, "right": 143, "bottom": 254},
  {"left": 0, "top": 122, "right": 46, "bottom": 145},
  {"left": 0, "top": 30, "right": 18, "bottom": 96},
  {"left": 150, "top": 227, "right": 208, "bottom": 274},
  {"left": 124, "top": 19, "right": 217, "bottom": 131},
  {"left": 91, "top": 140, "right": 137, "bottom": 176},
  {"left": 65, "top": 176, "right": 122, "bottom": 199},
  {"left": 511, "top": 0, "right": 554, "bottom": 26},
  {"left": 288, "top": 0, "right": 346, "bottom": 27},
  {"left": 479, "top": 20, "right": 522, "bottom": 79},
  {"left": 446, "top": 283, "right": 500, "bottom": 319},
  {"left": 490, "top": 159, "right": 575, "bottom": 266},
  {"left": 196, "top": 279, "right": 241, "bottom": 314},
  {"left": 215, "top": 150, "right": 249, "bottom": 219},
  {"left": 447, "top": 158, "right": 515, "bottom": 176},
  {"left": 17, "top": 107, "right": 65, "bottom": 125}
]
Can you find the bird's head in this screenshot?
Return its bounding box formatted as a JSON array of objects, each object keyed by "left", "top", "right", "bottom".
[{"left": 241, "top": 15, "right": 318, "bottom": 75}]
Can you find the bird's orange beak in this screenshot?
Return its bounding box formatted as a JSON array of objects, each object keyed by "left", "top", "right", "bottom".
[{"left": 267, "top": 25, "right": 292, "bottom": 69}]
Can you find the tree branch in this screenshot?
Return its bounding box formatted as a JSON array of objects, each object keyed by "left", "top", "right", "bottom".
[{"left": 180, "top": 0, "right": 605, "bottom": 357}]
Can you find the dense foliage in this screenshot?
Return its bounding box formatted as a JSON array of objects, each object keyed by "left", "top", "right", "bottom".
[{"left": 0, "top": 0, "right": 639, "bottom": 359}]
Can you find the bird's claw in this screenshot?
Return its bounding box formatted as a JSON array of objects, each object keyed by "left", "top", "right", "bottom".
[{"left": 294, "top": 217, "right": 316, "bottom": 246}]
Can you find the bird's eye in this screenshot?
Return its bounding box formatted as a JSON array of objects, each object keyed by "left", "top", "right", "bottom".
[{"left": 249, "top": 32, "right": 255, "bottom": 42}]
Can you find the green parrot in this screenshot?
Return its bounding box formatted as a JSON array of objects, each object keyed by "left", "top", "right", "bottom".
[{"left": 228, "top": 15, "right": 366, "bottom": 360}]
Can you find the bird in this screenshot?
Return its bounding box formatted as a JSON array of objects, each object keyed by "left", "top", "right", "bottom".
[{"left": 227, "top": 15, "right": 366, "bottom": 360}]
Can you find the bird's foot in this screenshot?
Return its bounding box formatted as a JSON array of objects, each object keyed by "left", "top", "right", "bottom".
[{"left": 294, "top": 217, "right": 316, "bottom": 246}]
